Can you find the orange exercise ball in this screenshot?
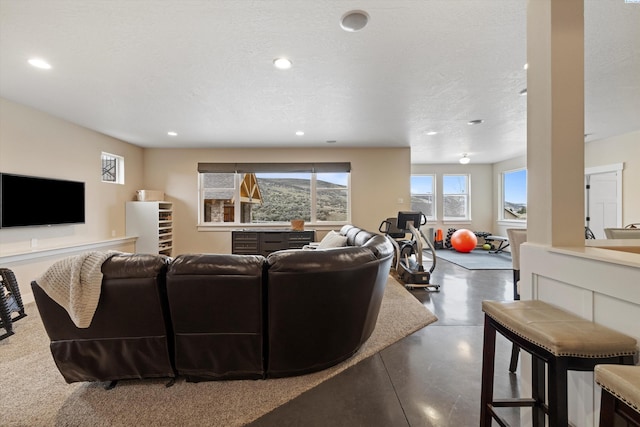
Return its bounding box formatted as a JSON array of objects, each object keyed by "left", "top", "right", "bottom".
[{"left": 450, "top": 229, "right": 477, "bottom": 253}]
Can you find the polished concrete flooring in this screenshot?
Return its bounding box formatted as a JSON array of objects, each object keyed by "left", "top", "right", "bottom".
[{"left": 249, "top": 257, "right": 522, "bottom": 427}]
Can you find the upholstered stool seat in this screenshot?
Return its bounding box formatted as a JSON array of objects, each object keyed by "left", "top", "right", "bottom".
[
  {"left": 595, "top": 365, "right": 640, "bottom": 426},
  {"left": 481, "top": 300, "right": 638, "bottom": 427}
]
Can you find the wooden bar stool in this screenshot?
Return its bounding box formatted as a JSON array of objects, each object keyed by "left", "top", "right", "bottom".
[
  {"left": 595, "top": 365, "right": 640, "bottom": 426},
  {"left": 480, "top": 300, "right": 638, "bottom": 427}
]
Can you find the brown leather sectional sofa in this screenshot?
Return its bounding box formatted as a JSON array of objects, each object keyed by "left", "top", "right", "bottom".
[{"left": 31, "top": 225, "right": 394, "bottom": 384}]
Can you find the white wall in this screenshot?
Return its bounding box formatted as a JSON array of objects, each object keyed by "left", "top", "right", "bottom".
[
  {"left": 411, "top": 163, "right": 494, "bottom": 235},
  {"left": 0, "top": 98, "right": 144, "bottom": 301},
  {"left": 143, "top": 147, "right": 411, "bottom": 255}
]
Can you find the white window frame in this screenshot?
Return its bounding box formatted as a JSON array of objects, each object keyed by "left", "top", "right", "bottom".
[
  {"left": 410, "top": 174, "right": 436, "bottom": 221},
  {"left": 101, "top": 152, "right": 125, "bottom": 184},
  {"left": 500, "top": 168, "right": 527, "bottom": 223},
  {"left": 442, "top": 174, "right": 471, "bottom": 222},
  {"left": 198, "top": 171, "right": 351, "bottom": 227}
]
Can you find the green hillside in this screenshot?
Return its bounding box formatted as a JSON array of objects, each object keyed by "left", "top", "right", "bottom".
[{"left": 251, "top": 178, "right": 347, "bottom": 222}]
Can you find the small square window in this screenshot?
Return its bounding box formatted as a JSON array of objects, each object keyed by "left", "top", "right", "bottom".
[{"left": 101, "top": 152, "right": 124, "bottom": 184}]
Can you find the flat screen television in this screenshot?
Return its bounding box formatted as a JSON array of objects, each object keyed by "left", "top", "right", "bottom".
[{"left": 0, "top": 172, "right": 85, "bottom": 228}]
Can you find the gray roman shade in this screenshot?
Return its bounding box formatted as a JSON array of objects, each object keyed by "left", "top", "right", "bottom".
[{"left": 197, "top": 162, "right": 351, "bottom": 173}]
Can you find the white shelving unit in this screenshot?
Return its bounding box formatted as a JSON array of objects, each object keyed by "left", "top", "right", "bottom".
[{"left": 126, "top": 201, "right": 173, "bottom": 256}]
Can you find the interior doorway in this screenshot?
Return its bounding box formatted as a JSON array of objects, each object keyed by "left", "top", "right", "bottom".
[{"left": 585, "top": 163, "right": 623, "bottom": 239}]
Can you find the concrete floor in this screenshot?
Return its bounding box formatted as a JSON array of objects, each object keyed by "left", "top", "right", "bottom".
[{"left": 249, "top": 256, "right": 523, "bottom": 427}]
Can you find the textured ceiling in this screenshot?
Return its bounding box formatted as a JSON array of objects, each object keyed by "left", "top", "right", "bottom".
[{"left": 0, "top": 0, "right": 638, "bottom": 164}]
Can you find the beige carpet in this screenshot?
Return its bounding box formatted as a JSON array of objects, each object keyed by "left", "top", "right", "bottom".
[{"left": 0, "top": 276, "right": 437, "bottom": 426}]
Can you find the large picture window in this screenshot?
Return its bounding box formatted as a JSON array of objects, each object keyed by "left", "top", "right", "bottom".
[
  {"left": 502, "top": 169, "right": 527, "bottom": 220},
  {"left": 443, "top": 174, "right": 470, "bottom": 221},
  {"left": 198, "top": 163, "right": 350, "bottom": 225},
  {"left": 410, "top": 175, "right": 435, "bottom": 220}
]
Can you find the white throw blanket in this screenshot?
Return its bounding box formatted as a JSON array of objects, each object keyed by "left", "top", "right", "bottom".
[{"left": 37, "top": 251, "right": 121, "bottom": 328}]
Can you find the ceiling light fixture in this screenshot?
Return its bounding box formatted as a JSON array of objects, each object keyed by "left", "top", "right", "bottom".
[
  {"left": 273, "top": 58, "right": 292, "bottom": 70},
  {"left": 426, "top": 131, "right": 438, "bottom": 136},
  {"left": 519, "top": 88, "right": 527, "bottom": 96},
  {"left": 326, "top": 140, "right": 337, "bottom": 144},
  {"left": 340, "top": 10, "right": 369, "bottom": 32},
  {"left": 467, "top": 119, "right": 484, "bottom": 125},
  {"left": 295, "top": 131, "right": 304, "bottom": 136},
  {"left": 524, "top": 63, "right": 529, "bottom": 70},
  {"left": 28, "top": 58, "right": 52, "bottom": 69},
  {"left": 167, "top": 131, "right": 177, "bottom": 136},
  {"left": 459, "top": 154, "right": 470, "bottom": 164}
]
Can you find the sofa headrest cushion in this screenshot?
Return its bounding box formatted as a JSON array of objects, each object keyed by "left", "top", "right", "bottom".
[
  {"left": 362, "top": 235, "right": 395, "bottom": 259},
  {"left": 168, "top": 254, "right": 265, "bottom": 276},
  {"left": 353, "top": 230, "right": 376, "bottom": 247},
  {"left": 101, "top": 253, "right": 170, "bottom": 279},
  {"left": 267, "top": 247, "right": 377, "bottom": 273}
]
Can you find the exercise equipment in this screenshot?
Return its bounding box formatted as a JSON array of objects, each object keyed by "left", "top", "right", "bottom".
[
  {"left": 379, "top": 211, "right": 439, "bottom": 291},
  {"left": 450, "top": 229, "right": 477, "bottom": 253}
]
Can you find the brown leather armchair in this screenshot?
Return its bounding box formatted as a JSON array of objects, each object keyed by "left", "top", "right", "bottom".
[
  {"left": 31, "top": 253, "right": 175, "bottom": 384},
  {"left": 166, "top": 253, "right": 266, "bottom": 381}
]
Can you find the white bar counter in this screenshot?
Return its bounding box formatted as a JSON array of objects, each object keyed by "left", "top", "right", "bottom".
[{"left": 519, "top": 239, "right": 640, "bottom": 426}]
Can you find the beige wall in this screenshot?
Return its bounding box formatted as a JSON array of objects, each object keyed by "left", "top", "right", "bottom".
[
  {"left": 143, "top": 147, "right": 411, "bottom": 254},
  {"left": 0, "top": 98, "right": 144, "bottom": 253},
  {"left": 411, "top": 163, "right": 494, "bottom": 235},
  {"left": 585, "top": 130, "right": 640, "bottom": 225},
  {"left": 0, "top": 98, "right": 144, "bottom": 298}
]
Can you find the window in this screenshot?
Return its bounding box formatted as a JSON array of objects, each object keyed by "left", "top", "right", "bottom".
[
  {"left": 443, "top": 174, "right": 470, "bottom": 221},
  {"left": 410, "top": 175, "right": 435, "bottom": 220},
  {"left": 502, "top": 169, "right": 527, "bottom": 220},
  {"left": 198, "top": 163, "right": 350, "bottom": 225},
  {"left": 101, "top": 152, "right": 124, "bottom": 184}
]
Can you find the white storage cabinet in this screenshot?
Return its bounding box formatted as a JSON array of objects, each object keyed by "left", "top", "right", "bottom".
[{"left": 126, "top": 201, "right": 173, "bottom": 256}]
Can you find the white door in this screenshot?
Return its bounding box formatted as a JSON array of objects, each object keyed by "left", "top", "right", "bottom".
[{"left": 585, "top": 171, "right": 620, "bottom": 239}]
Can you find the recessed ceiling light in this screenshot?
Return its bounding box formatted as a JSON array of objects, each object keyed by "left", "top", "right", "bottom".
[
  {"left": 519, "top": 88, "right": 527, "bottom": 96},
  {"left": 467, "top": 119, "right": 484, "bottom": 125},
  {"left": 459, "top": 154, "right": 471, "bottom": 164},
  {"left": 273, "top": 58, "right": 292, "bottom": 70},
  {"left": 295, "top": 131, "right": 304, "bottom": 136},
  {"left": 326, "top": 140, "right": 337, "bottom": 144},
  {"left": 426, "top": 131, "right": 438, "bottom": 136},
  {"left": 340, "top": 10, "right": 370, "bottom": 32},
  {"left": 167, "top": 131, "right": 177, "bottom": 136},
  {"left": 524, "top": 63, "right": 529, "bottom": 70},
  {"left": 28, "top": 58, "right": 52, "bottom": 69}
]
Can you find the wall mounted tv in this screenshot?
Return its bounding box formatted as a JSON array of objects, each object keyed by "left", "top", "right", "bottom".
[{"left": 0, "top": 173, "right": 85, "bottom": 228}]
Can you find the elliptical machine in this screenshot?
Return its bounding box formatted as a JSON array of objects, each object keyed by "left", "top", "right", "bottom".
[{"left": 379, "top": 211, "right": 439, "bottom": 291}]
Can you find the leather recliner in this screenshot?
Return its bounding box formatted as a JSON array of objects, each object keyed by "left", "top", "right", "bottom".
[
  {"left": 31, "top": 253, "right": 175, "bottom": 384},
  {"left": 265, "top": 232, "right": 393, "bottom": 378},
  {"left": 166, "top": 253, "right": 265, "bottom": 381}
]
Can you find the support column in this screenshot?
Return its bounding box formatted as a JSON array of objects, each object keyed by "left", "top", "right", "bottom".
[{"left": 527, "top": 0, "right": 585, "bottom": 247}]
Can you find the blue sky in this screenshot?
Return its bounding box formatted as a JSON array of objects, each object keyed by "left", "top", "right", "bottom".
[{"left": 504, "top": 169, "right": 527, "bottom": 204}]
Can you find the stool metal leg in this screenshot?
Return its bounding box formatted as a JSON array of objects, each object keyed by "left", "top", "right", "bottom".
[{"left": 480, "top": 317, "right": 497, "bottom": 427}]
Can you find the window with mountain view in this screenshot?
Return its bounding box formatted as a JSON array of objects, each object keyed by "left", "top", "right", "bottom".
[
  {"left": 443, "top": 174, "right": 470, "bottom": 221},
  {"left": 410, "top": 175, "right": 435, "bottom": 220},
  {"left": 199, "top": 165, "right": 350, "bottom": 225},
  {"left": 502, "top": 169, "right": 527, "bottom": 220}
]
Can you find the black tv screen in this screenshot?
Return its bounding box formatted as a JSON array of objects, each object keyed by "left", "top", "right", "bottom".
[{"left": 0, "top": 173, "right": 85, "bottom": 228}]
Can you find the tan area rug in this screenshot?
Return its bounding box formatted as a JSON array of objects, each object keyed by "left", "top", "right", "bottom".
[{"left": 0, "top": 276, "right": 437, "bottom": 426}]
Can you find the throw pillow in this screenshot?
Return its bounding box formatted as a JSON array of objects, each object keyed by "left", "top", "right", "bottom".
[{"left": 317, "top": 230, "right": 348, "bottom": 249}]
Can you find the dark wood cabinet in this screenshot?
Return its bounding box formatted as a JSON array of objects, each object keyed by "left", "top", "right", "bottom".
[{"left": 232, "top": 230, "right": 315, "bottom": 256}]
